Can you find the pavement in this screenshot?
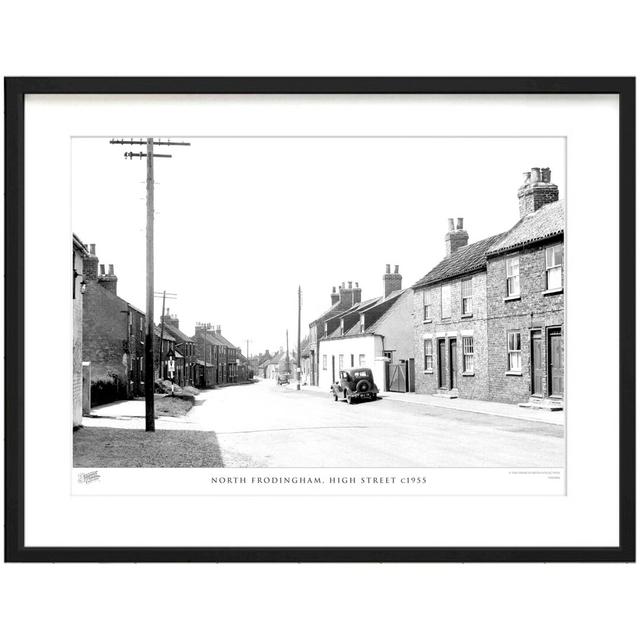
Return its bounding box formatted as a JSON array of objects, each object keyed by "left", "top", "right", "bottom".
[{"left": 81, "top": 379, "right": 565, "bottom": 468}]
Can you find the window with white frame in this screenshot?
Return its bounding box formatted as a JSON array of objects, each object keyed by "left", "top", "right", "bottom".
[
  {"left": 322, "top": 354, "right": 327, "bottom": 370},
  {"left": 338, "top": 354, "right": 344, "bottom": 369},
  {"left": 423, "top": 288, "right": 432, "bottom": 320},
  {"left": 461, "top": 278, "right": 473, "bottom": 315},
  {"left": 507, "top": 331, "right": 522, "bottom": 372},
  {"left": 360, "top": 315, "right": 365, "bottom": 333},
  {"left": 506, "top": 256, "right": 520, "bottom": 297},
  {"left": 424, "top": 339, "right": 433, "bottom": 371},
  {"left": 340, "top": 319, "right": 345, "bottom": 335},
  {"left": 462, "top": 336, "right": 474, "bottom": 373},
  {"left": 441, "top": 283, "right": 452, "bottom": 319},
  {"left": 545, "top": 243, "right": 563, "bottom": 290},
  {"left": 359, "top": 354, "right": 366, "bottom": 367}
]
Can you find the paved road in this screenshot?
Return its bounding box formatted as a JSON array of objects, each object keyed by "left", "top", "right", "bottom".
[{"left": 179, "top": 380, "right": 564, "bottom": 468}]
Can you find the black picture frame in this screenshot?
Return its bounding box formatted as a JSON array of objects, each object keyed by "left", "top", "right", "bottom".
[{"left": 4, "top": 77, "right": 635, "bottom": 563}]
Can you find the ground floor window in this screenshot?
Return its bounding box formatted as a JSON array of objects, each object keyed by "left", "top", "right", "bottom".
[
  {"left": 424, "top": 339, "right": 433, "bottom": 371},
  {"left": 350, "top": 354, "right": 354, "bottom": 367},
  {"left": 322, "top": 354, "right": 327, "bottom": 370},
  {"left": 462, "top": 337, "right": 474, "bottom": 373},
  {"left": 359, "top": 354, "right": 366, "bottom": 367},
  {"left": 338, "top": 354, "right": 344, "bottom": 369},
  {"left": 507, "top": 331, "right": 522, "bottom": 372}
]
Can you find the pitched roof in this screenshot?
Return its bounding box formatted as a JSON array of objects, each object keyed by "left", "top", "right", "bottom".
[
  {"left": 154, "top": 326, "right": 176, "bottom": 341},
  {"left": 162, "top": 322, "right": 194, "bottom": 345},
  {"left": 412, "top": 233, "right": 506, "bottom": 288},
  {"left": 487, "top": 200, "right": 565, "bottom": 255}
]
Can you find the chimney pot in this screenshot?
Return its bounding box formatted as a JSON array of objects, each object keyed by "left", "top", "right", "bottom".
[
  {"left": 541, "top": 167, "right": 551, "bottom": 183},
  {"left": 523, "top": 171, "right": 531, "bottom": 185},
  {"left": 332, "top": 286, "right": 336, "bottom": 293},
  {"left": 108, "top": 264, "right": 114, "bottom": 276},
  {"left": 341, "top": 282, "right": 345, "bottom": 289},
  {"left": 456, "top": 218, "right": 463, "bottom": 230},
  {"left": 348, "top": 281, "right": 352, "bottom": 289},
  {"left": 394, "top": 265, "right": 399, "bottom": 274},
  {"left": 518, "top": 166, "right": 559, "bottom": 218},
  {"left": 99, "top": 264, "right": 105, "bottom": 275},
  {"left": 448, "top": 218, "right": 454, "bottom": 231},
  {"left": 386, "top": 264, "right": 391, "bottom": 274},
  {"left": 355, "top": 282, "right": 359, "bottom": 288},
  {"left": 89, "top": 243, "right": 96, "bottom": 255},
  {"left": 530, "top": 167, "right": 541, "bottom": 183}
]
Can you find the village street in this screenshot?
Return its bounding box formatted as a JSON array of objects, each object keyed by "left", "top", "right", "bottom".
[{"left": 81, "top": 379, "right": 564, "bottom": 468}]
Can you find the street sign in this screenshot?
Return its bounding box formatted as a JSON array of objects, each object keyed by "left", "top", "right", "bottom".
[{"left": 168, "top": 356, "right": 175, "bottom": 379}]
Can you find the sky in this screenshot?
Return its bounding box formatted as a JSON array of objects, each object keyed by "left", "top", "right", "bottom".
[{"left": 72, "top": 136, "right": 565, "bottom": 356}]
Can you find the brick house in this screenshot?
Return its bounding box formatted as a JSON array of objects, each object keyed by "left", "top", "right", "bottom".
[
  {"left": 154, "top": 325, "right": 177, "bottom": 381},
  {"left": 308, "top": 281, "right": 362, "bottom": 386},
  {"left": 159, "top": 309, "right": 196, "bottom": 387},
  {"left": 193, "top": 323, "right": 240, "bottom": 387},
  {"left": 72, "top": 234, "right": 90, "bottom": 426},
  {"left": 485, "top": 169, "right": 564, "bottom": 406},
  {"left": 319, "top": 265, "right": 415, "bottom": 392},
  {"left": 412, "top": 221, "right": 505, "bottom": 399},
  {"left": 411, "top": 167, "right": 564, "bottom": 407},
  {"left": 82, "top": 244, "right": 146, "bottom": 404}
]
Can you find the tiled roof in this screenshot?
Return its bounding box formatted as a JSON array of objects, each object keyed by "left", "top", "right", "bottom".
[
  {"left": 412, "top": 233, "right": 507, "bottom": 288},
  {"left": 162, "top": 322, "right": 193, "bottom": 344},
  {"left": 154, "top": 326, "right": 176, "bottom": 341},
  {"left": 366, "top": 290, "right": 409, "bottom": 334},
  {"left": 487, "top": 200, "right": 565, "bottom": 255}
]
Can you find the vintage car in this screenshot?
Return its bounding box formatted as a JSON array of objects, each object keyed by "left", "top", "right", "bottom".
[
  {"left": 277, "top": 372, "right": 290, "bottom": 385},
  {"left": 330, "top": 368, "right": 379, "bottom": 404}
]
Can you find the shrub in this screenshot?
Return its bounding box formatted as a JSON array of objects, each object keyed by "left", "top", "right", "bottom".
[
  {"left": 183, "top": 385, "right": 200, "bottom": 396},
  {"left": 91, "top": 375, "right": 124, "bottom": 406}
]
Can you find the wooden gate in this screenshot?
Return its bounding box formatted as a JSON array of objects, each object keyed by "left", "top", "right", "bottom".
[{"left": 388, "top": 361, "right": 408, "bottom": 393}]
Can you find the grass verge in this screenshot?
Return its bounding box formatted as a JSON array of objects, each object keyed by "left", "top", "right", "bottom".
[{"left": 73, "top": 427, "right": 224, "bottom": 467}]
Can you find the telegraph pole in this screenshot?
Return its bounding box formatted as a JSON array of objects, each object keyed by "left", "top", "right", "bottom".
[
  {"left": 296, "top": 285, "right": 302, "bottom": 390},
  {"left": 286, "top": 330, "right": 290, "bottom": 374},
  {"left": 111, "top": 137, "right": 190, "bottom": 432}
]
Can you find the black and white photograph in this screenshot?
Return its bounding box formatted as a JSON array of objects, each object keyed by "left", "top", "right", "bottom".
[{"left": 72, "top": 135, "right": 566, "bottom": 479}]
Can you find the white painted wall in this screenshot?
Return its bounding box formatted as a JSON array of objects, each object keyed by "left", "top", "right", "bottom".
[
  {"left": 319, "top": 336, "right": 380, "bottom": 389},
  {"left": 318, "top": 335, "right": 386, "bottom": 390}
]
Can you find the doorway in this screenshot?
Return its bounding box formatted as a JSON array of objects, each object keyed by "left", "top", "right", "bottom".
[
  {"left": 548, "top": 328, "right": 564, "bottom": 397},
  {"left": 438, "top": 339, "right": 447, "bottom": 388},
  {"left": 449, "top": 338, "right": 457, "bottom": 389},
  {"left": 531, "top": 330, "right": 543, "bottom": 396}
]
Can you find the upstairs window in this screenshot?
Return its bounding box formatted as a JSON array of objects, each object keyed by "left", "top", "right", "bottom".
[
  {"left": 360, "top": 315, "right": 365, "bottom": 333},
  {"left": 461, "top": 278, "right": 473, "bottom": 315},
  {"left": 423, "top": 289, "right": 433, "bottom": 320},
  {"left": 506, "top": 256, "right": 520, "bottom": 297},
  {"left": 441, "top": 283, "right": 452, "bottom": 319},
  {"left": 545, "top": 243, "right": 563, "bottom": 290},
  {"left": 507, "top": 331, "right": 522, "bottom": 372}
]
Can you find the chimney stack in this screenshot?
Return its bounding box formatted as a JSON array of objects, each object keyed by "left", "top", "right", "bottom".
[
  {"left": 338, "top": 281, "right": 355, "bottom": 307},
  {"left": 352, "top": 281, "right": 362, "bottom": 304},
  {"left": 445, "top": 218, "right": 469, "bottom": 256},
  {"left": 518, "top": 166, "right": 559, "bottom": 218},
  {"left": 330, "top": 286, "right": 340, "bottom": 305},
  {"left": 98, "top": 262, "right": 118, "bottom": 295},
  {"left": 216, "top": 325, "right": 221, "bottom": 335},
  {"left": 83, "top": 242, "right": 99, "bottom": 281},
  {"left": 383, "top": 263, "right": 402, "bottom": 298}
]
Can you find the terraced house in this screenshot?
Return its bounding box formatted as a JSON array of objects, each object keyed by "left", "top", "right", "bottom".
[
  {"left": 412, "top": 167, "right": 565, "bottom": 408},
  {"left": 486, "top": 169, "right": 564, "bottom": 407}
]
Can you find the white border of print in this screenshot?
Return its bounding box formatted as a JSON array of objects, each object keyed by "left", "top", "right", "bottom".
[{"left": 24, "top": 94, "right": 618, "bottom": 548}]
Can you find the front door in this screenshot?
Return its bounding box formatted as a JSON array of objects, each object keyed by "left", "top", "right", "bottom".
[
  {"left": 449, "top": 339, "right": 457, "bottom": 389},
  {"left": 438, "top": 339, "right": 447, "bottom": 388},
  {"left": 331, "top": 355, "right": 335, "bottom": 384},
  {"left": 548, "top": 328, "right": 564, "bottom": 397},
  {"left": 531, "top": 330, "right": 543, "bottom": 396}
]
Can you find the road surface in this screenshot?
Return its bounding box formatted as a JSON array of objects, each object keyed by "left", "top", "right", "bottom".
[{"left": 176, "top": 379, "right": 564, "bottom": 468}]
